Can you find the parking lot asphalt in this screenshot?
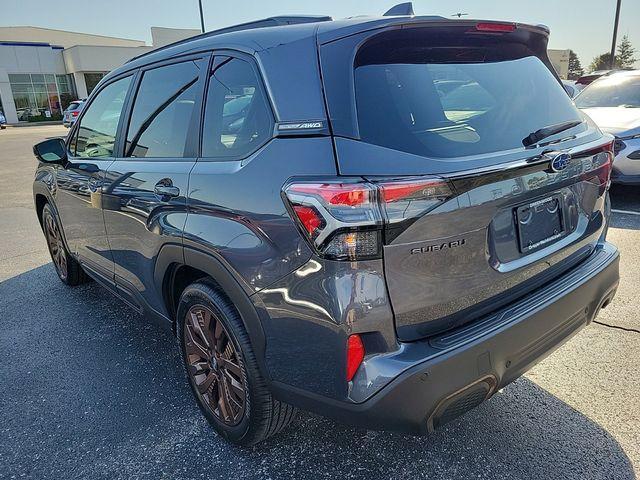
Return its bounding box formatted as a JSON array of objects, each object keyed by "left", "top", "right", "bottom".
[{"left": 0, "top": 125, "right": 638, "bottom": 480}]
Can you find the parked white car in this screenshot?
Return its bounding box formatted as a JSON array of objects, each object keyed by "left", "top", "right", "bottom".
[{"left": 575, "top": 70, "right": 640, "bottom": 185}]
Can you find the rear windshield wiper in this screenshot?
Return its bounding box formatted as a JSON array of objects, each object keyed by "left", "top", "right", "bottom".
[{"left": 522, "top": 120, "right": 583, "bottom": 147}]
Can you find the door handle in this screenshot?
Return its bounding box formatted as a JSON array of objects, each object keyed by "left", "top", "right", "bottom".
[{"left": 154, "top": 181, "right": 180, "bottom": 199}]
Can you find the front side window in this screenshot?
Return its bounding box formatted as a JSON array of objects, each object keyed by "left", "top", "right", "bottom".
[
  {"left": 74, "top": 75, "right": 132, "bottom": 158},
  {"left": 202, "top": 57, "right": 273, "bottom": 159},
  {"left": 125, "top": 60, "right": 204, "bottom": 158}
]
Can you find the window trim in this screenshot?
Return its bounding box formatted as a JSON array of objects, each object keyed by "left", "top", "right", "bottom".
[
  {"left": 66, "top": 71, "right": 137, "bottom": 159},
  {"left": 198, "top": 50, "right": 276, "bottom": 162},
  {"left": 119, "top": 52, "right": 211, "bottom": 162}
]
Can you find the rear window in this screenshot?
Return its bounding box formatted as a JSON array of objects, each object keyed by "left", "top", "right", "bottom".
[{"left": 354, "top": 29, "right": 583, "bottom": 158}]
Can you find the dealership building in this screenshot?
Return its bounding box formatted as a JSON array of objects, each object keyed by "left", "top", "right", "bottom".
[
  {"left": 0, "top": 25, "right": 572, "bottom": 125},
  {"left": 0, "top": 26, "right": 198, "bottom": 124}
]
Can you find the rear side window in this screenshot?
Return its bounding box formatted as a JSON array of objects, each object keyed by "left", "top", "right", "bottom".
[
  {"left": 126, "top": 59, "right": 204, "bottom": 158},
  {"left": 202, "top": 57, "right": 273, "bottom": 159},
  {"left": 74, "top": 76, "right": 131, "bottom": 158},
  {"left": 354, "top": 29, "right": 583, "bottom": 159}
]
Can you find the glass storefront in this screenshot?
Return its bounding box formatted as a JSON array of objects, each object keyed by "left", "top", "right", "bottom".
[{"left": 9, "top": 73, "right": 77, "bottom": 122}]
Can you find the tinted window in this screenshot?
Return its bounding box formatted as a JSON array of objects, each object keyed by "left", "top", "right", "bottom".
[
  {"left": 126, "top": 60, "right": 203, "bottom": 158},
  {"left": 202, "top": 57, "right": 273, "bottom": 158},
  {"left": 575, "top": 75, "right": 640, "bottom": 108},
  {"left": 74, "top": 76, "right": 131, "bottom": 158},
  {"left": 354, "top": 31, "right": 583, "bottom": 159}
]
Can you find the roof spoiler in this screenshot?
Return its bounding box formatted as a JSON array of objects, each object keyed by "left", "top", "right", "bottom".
[
  {"left": 128, "top": 15, "right": 332, "bottom": 64},
  {"left": 383, "top": 2, "right": 415, "bottom": 16}
]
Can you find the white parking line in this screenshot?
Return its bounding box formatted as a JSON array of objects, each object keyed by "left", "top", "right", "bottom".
[{"left": 612, "top": 208, "right": 640, "bottom": 216}]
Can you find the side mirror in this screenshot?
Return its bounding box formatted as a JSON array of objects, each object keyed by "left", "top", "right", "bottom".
[{"left": 33, "top": 138, "right": 68, "bottom": 164}]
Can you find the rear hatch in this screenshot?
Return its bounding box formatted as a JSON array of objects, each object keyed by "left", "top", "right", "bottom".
[{"left": 319, "top": 20, "right": 613, "bottom": 340}]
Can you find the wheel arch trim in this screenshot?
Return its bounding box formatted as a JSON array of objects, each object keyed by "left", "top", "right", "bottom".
[{"left": 155, "top": 245, "right": 270, "bottom": 381}]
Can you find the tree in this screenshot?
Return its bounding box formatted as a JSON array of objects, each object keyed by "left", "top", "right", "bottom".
[
  {"left": 616, "top": 34, "right": 637, "bottom": 69},
  {"left": 589, "top": 52, "right": 617, "bottom": 72},
  {"left": 589, "top": 35, "right": 637, "bottom": 72},
  {"left": 567, "top": 50, "right": 584, "bottom": 80}
]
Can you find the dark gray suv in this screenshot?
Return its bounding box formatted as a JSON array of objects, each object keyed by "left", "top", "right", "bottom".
[{"left": 32, "top": 7, "right": 620, "bottom": 446}]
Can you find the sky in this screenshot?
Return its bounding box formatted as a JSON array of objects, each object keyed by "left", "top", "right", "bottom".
[{"left": 1, "top": 0, "right": 639, "bottom": 70}]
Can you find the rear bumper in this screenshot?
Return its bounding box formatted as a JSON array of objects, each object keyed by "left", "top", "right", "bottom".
[{"left": 275, "top": 242, "right": 619, "bottom": 434}]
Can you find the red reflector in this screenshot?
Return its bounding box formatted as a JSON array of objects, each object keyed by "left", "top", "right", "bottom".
[
  {"left": 293, "top": 205, "right": 323, "bottom": 236},
  {"left": 475, "top": 22, "right": 516, "bottom": 32},
  {"left": 346, "top": 334, "right": 365, "bottom": 382}
]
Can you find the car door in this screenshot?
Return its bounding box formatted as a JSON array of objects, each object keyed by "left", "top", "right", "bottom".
[
  {"left": 102, "top": 55, "right": 207, "bottom": 315},
  {"left": 56, "top": 74, "right": 133, "bottom": 281}
]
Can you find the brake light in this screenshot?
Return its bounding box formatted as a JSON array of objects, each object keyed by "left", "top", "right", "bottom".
[
  {"left": 283, "top": 177, "right": 453, "bottom": 260},
  {"left": 346, "top": 334, "right": 365, "bottom": 382},
  {"left": 72, "top": 111, "right": 79, "bottom": 117},
  {"left": 474, "top": 22, "right": 516, "bottom": 33}
]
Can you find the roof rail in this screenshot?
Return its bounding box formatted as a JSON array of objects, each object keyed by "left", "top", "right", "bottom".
[{"left": 127, "top": 15, "right": 332, "bottom": 64}]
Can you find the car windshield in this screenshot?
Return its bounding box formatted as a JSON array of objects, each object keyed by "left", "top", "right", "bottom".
[
  {"left": 354, "top": 34, "right": 583, "bottom": 158},
  {"left": 575, "top": 75, "right": 640, "bottom": 108}
]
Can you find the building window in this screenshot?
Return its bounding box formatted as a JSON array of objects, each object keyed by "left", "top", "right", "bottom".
[
  {"left": 56, "top": 74, "right": 76, "bottom": 110},
  {"left": 8, "top": 73, "right": 77, "bottom": 122},
  {"left": 84, "top": 72, "right": 107, "bottom": 96}
]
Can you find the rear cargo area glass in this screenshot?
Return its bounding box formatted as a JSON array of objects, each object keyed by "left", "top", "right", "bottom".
[{"left": 354, "top": 29, "right": 583, "bottom": 158}]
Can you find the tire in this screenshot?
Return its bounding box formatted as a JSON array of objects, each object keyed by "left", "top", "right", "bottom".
[
  {"left": 177, "top": 281, "right": 296, "bottom": 446},
  {"left": 42, "top": 203, "right": 88, "bottom": 286}
]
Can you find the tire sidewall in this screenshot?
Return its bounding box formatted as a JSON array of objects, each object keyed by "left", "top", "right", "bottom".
[
  {"left": 42, "top": 204, "right": 69, "bottom": 283},
  {"left": 176, "top": 283, "right": 255, "bottom": 444}
]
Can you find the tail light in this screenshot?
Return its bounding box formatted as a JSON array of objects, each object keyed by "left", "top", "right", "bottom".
[
  {"left": 72, "top": 111, "right": 79, "bottom": 117},
  {"left": 283, "top": 177, "right": 453, "bottom": 260},
  {"left": 346, "top": 334, "right": 365, "bottom": 382},
  {"left": 574, "top": 141, "right": 613, "bottom": 190},
  {"left": 596, "top": 141, "right": 614, "bottom": 187}
]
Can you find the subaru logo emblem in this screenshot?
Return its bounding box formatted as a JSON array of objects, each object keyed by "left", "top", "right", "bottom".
[{"left": 550, "top": 153, "right": 571, "bottom": 172}]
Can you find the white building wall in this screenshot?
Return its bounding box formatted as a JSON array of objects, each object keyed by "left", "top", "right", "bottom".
[
  {"left": 62, "top": 45, "right": 153, "bottom": 73},
  {"left": 0, "top": 26, "right": 145, "bottom": 48},
  {"left": 151, "top": 27, "right": 200, "bottom": 48},
  {"left": 0, "top": 26, "right": 197, "bottom": 123},
  {"left": 548, "top": 49, "right": 571, "bottom": 79},
  {"left": 0, "top": 44, "right": 67, "bottom": 123}
]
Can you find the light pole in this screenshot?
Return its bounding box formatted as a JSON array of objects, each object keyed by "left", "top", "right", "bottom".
[
  {"left": 609, "top": 0, "right": 622, "bottom": 69},
  {"left": 198, "top": 0, "right": 206, "bottom": 33}
]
